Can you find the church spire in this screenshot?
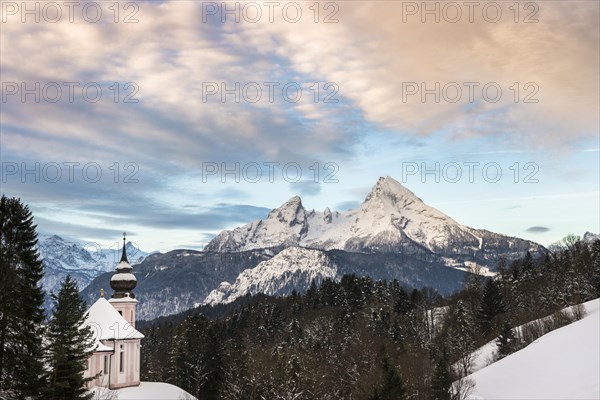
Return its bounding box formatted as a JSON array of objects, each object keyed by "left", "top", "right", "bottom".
[
  {"left": 110, "top": 232, "right": 137, "bottom": 299},
  {"left": 120, "top": 232, "right": 128, "bottom": 263}
]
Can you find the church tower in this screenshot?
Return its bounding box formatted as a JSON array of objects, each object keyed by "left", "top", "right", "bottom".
[{"left": 109, "top": 233, "right": 138, "bottom": 327}]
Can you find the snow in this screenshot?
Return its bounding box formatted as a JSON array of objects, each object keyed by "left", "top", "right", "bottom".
[
  {"left": 111, "top": 273, "right": 136, "bottom": 282},
  {"left": 453, "top": 262, "right": 496, "bottom": 277},
  {"left": 464, "top": 299, "right": 600, "bottom": 399},
  {"left": 92, "top": 382, "right": 196, "bottom": 400},
  {"left": 84, "top": 298, "right": 144, "bottom": 341},
  {"left": 465, "top": 301, "right": 598, "bottom": 375}
]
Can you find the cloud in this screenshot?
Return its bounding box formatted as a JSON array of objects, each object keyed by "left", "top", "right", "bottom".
[
  {"left": 289, "top": 180, "right": 322, "bottom": 196},
  {"left": 34, "top": 217, "right": 134, "bottom": 242},
  {"left": 4, "top": 1, "right": 597, "bottom": 175},
  {"left": 335, "top": 201, "right": 361, "bottom": 211},
  {"left": 526, "top": 226, "right": 551, "bottom": 233}
]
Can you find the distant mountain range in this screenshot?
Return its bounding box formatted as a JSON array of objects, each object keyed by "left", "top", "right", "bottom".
[
  {"left": 37, "top": 233, "right": 154, "bottom": 311},
  {"left": 81, "top": 177, "right": 547, "bottom": 320}
]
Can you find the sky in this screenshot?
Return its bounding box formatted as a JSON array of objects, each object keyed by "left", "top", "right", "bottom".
[{"left": 1, "top": 0, "right": 599, "bottom": 253}]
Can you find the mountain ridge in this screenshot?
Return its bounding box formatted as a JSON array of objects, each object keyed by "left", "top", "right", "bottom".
[{"left": 205, "top": 176, "right": 544, "bottom": 270}]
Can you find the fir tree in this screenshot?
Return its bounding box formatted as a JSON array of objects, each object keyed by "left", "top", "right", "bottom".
[
  {"left": 448, "top": 300, "right": 476, "bottom": 378},
  {"left": 521, "top": 251, "right": 535, "bottom": 280},
  {"left": 431, "top": 356, "right": 451, "bottom": 400},
  {"left": 478, "top": 279, "right": 505, "bottom": 334},
  {"left": 496, "top": 320, "right": 517, "bottom": 359},
  {"left": 45, "top": 276, "right": 95, "bottom": 400},
  {"left": 590, "top": 239, "right": 600, "bottom": 297},
  {"left": 369, "top": 356, "right": 406, "bottom": 400},
  {"left": 0, "top": 195, "right": 47, "bottom": 399}
]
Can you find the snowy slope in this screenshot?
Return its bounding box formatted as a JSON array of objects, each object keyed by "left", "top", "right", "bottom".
[
  {"left": 201, "top": 247, "right": 337, "bottom": 306},
  {"left": 92, "top": 382, "right": 196, "bottom": 400},
  {"left": 465, "top": 298, "right": 600, "bottom": 400},
  {"left": 206, "top": 176, "right": 543, "bottom": 270}
]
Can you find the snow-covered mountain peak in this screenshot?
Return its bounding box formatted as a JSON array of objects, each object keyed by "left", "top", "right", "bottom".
[
  {"left": 266, "top": 195, "right": 307, "bottom": 227},
  {"left": 365, "top": 176, "right": 422, "bottom": 205},
  {"left": 205, "top": 176, "right": 543, "bottom": 264}
]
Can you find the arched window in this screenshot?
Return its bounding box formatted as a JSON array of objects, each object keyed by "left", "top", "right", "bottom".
[{"left": 120, "top": 350, "right": 124, "bottom": 372}]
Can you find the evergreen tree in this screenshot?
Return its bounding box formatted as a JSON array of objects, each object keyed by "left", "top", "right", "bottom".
[
  {"left": 448, "top": 300, "right": 476, "bottom": 378},
  {"left": 592, "top": 239, "right": 600, "bottom": 297},
  {"left": 45, "top": 276, "right": 95, "bottom": 400},
  {"left": 521, "top": 251, "right": 534, "bottom": 280},
  {"left": 431, "top": 356, "right": 451, "bottom": 400},
  {"left": 393, "top": 287, "right": 412, "bottom": 315},
  {"left": 478, "top": 279, "right": 505, "bottom": 334},
  {"left": 496, "top": 320, "right": 517, "bottom": 359},
  {"left": 369, "top": 356, "right": 406, "bottom": 400},
  {"left": 0, "top": 195, "right": 47, "bottom": 399}
]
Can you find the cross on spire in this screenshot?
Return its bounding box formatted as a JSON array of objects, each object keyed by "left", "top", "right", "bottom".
[{"left": 120, "top": 232, "right": 129, "bottom": 263}]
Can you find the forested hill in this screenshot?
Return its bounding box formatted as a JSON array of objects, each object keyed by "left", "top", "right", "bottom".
[{"left": 139, "top": 236, "right": 600, "bottom": 400}]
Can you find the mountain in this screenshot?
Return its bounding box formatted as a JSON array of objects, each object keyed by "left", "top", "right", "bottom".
[
  {"left": 38, "top": 233, "right": 154, "bottom": 308},
  {"left": 206, "top": 176, "right": 544, "bottom": 270},
  {"left": 202, "top": 247, "right": 338, "bottom": 306}
]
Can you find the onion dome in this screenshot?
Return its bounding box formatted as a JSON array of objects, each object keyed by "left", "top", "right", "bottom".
[{"left": 110, "top": 233, "right": 137, "bottom": 298}]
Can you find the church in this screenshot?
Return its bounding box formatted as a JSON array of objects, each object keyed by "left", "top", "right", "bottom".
[{"left": 83, "top": 235, "right": 144, "bottom": 389}]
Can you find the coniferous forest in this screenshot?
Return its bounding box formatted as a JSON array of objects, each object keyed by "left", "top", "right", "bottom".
[{"left": 140, "top": 236, "right": 600, "bottom": 400}]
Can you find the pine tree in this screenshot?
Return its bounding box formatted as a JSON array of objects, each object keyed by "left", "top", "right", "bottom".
[
  {"left": 496, "top": 320, "right": 517, "bottom": 359},
  {"left": 0, "top": 195, "right": 47, "bottom": 399},
  {"left": 431, "top": 356, "right": 451, "bottom": 400},
  {"left": 45, "top": 276, "right": 95, "bottom": 400},
  {"left": 478, "top": 279, "right": 505, "bottom": 334},
  {"left": 590, "top": 239, "right": 600, "bottom": 297},
  {"left": 369, "top": 356, "right": 406, "bottom": 400},
  {"left": 448, "top": 300, "right": 476, "bottom": 378},
  {"left": 521, "top": 251, "right": 534, "bottom": 280}
]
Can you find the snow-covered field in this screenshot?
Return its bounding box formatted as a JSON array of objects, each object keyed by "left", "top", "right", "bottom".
[
  {"left": 92, "top": 382, "right": 196, "bottom": 400},
  {"left": 465, "top": 298, "right": 600, "bottom": 399}
]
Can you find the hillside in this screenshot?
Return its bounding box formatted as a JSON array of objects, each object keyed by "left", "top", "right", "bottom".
[{"left": 465, "top": 298, "right": 600, "bottom": 399}]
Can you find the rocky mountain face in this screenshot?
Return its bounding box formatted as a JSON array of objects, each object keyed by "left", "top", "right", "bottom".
[{"left": 202, "top": 247, "right": 338, "bottom": 306}]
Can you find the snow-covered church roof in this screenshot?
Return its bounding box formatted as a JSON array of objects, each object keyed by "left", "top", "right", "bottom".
[{"left": 84, "top": 297, "right": 144, "bottom": 348}]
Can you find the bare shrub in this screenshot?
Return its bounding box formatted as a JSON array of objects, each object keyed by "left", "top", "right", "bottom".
[{"left": 571, "top": 304, "right": 586, "bottom": 321}]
